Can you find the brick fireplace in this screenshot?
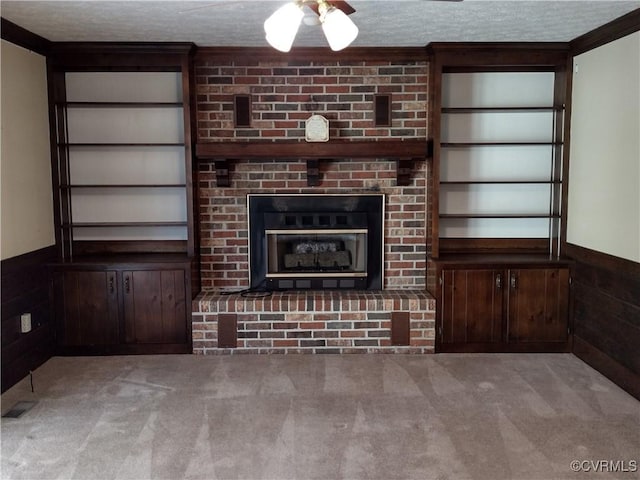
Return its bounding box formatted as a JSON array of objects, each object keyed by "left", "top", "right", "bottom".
[{"left": 191, "top": 52, "right": 435, "bottom": 354}]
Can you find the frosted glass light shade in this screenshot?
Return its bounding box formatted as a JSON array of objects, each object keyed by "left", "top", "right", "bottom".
[
  {"left": 321, "top": 7, "right": 358, "bottom": 51},
  {"left": 264, "top": 2, "right": 304, "bottom": 52}
]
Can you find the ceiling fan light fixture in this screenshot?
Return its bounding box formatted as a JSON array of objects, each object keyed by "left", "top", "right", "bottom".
[
  {"left": 319, "top": 4, "right": 359, "bottom": 51},
  {"left": 264, "top": 2, "right": 305, "bottom": 52},
  {"left": 264, "top": 0, "right": 358, "bottom": 52}
]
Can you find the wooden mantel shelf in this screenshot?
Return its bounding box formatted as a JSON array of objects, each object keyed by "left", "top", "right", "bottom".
[
  {"left": 195, "top": 140, "right": 431, "bottom": 187},
  {"left": 195, "top": 139, "right": 429, "bottom": 159}
]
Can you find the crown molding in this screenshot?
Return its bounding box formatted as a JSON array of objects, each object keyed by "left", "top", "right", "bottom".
[{"left": 1, "top": 17, "right": 51, "bottom": 55}]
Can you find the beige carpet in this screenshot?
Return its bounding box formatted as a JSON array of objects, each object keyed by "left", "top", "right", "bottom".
[{"left": 1, "top": 354, "right": 639, "bottom": 480}]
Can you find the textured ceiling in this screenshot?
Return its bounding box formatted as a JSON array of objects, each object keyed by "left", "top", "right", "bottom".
[{"left": 2, "top": 1, "right": 639, "bottom": 48}]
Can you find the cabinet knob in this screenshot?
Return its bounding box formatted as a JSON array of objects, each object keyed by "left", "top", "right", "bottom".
[
  {"left": 495, "top": 273, "right": 502, "bottom": 289},
  {"left": 510, "top": 273, "right": 518, "bottom": 290},
  {"left": 109, "top": 276, "right": 115, "bottom": 294},
  {"left": 124, "top": 276, "right": 130, "bottom": 294}
]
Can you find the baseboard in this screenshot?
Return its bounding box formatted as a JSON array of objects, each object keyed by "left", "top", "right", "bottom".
[{"left": 573, "top": 336, "right": 640, "bottom": 401}]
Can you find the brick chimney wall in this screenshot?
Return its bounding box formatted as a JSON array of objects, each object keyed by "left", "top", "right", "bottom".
[
  {"left": 195, "top": 59, "right": 428, "bottom": 140},
  {"left": 194, "top": 56, "right": 431, "bottom": 292}
]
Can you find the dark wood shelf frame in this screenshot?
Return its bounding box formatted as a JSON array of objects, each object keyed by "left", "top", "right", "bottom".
[
  {"left": 428, "top": 45, "right": 569, "bottom": 260},
  {"left": 440, "top": 180, "right": 561, "bottom": 185},
  {"left": 63, "top": 221, "right": 188, "bottom": 228},
  {"left": 441, "top": 106, "right": 561, "bottom": 113},
  {"left": 62, "top": 143, "right": 186, "bottom": 147},
  {"left": 61, "top": 102, "right": 184, "bottom": 108},
  {"left": 441, "top": 142, "right": 563, "bottom": 147},
  {"left": 49, "top": 44, "right": 198, "bottom": 262},
  {"left": 439, "top": 213, "right": 559, "bottom": 219},
  {"left": 60, "top": 184, "right": 187, "bottom": 189}
]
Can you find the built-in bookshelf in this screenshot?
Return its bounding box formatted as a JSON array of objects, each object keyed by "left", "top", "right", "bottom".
[
  {"left": 56, "top": 71, "right": 191, "bottom": 257},
  {"left": 437, "top": 70, "right": 564, "bottom": 254}
]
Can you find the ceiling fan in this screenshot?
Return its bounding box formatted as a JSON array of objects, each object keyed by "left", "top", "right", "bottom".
[
  {"left": 181, "top": 0, "right": 463, "bottom": 52},
  {"left": 267, "top": 0, "right": 462, "bottom": 52}
]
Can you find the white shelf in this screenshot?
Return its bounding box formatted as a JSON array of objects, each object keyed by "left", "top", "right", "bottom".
[
  {"left": 62, "top": 71, "right": 188, "bottom": 243},
  {"left": 441, "top": 72, "right": 555, "bottom": 108},
  {"left": 438, "top": 71, "right": 563, "bottom": 242},
  {"left": 69, "top": 145, "right": 186, "bottom": 185},
  {"left": 66, "top": 107, "right": 184, "bottom": 144}
]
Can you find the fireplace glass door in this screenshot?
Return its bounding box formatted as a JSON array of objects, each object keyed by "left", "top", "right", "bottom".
[{"left": 266, "top": 229, "right": 367, "bottom": 278}]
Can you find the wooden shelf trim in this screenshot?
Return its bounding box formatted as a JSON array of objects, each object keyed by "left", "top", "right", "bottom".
[
  {"left": 440, "top": 213, "right": 560, "bottom": 219},
  {"left": 63, "top": 221, "right": 188, "bottom": 227},
  {"left": 440, "top": 180, "right": 561, "bottom": 185},
  {"left": 441, "top": 106, "right": 562, "bottom": 113},
  {"left": 196, "top": 140, "right": 430, "bottom": 187},
  {"left": 62, "top": 143, "right": 186, "bottom": 147},
  {"left": 60, "top": 184, "right": 187, "bottom": 189},
  {"left": 441, "top": 142, "right": 563, "bottom": 147},
  {"left": 60, "top": 102, "right": 184, "bottom": 108}
]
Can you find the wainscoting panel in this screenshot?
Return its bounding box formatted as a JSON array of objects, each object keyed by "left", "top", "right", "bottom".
[
  {"left": 568, "top": 244, "right": 640, "bottom": 400},
  {"left": 1, "top": 246, "right": 56, "bottom": 392}
]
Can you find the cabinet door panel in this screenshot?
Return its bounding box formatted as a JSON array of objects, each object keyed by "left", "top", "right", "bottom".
[
  {"left": 441, "top": 269, "right": 503, "bottom": 344},
  {"left": 508, "top": 268, "right": 569, "bottom": 343},
  {"left": 124, "top": 270, "right": 187, "bottom": 344},
  {"left": 160, "top": 270, "right": 187, "bottom": 344},
  {"left": 61, "top": 271, "right": 119, "bottom": 346}
]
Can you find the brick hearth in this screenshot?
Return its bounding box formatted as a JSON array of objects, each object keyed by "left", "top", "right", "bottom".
[{"left": 193, "top": 290, "right": 435, "bottom": 354}]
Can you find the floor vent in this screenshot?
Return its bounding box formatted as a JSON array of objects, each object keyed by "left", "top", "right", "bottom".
[{"left": 2, "top": 401, "right": 37, "bottom": 419}]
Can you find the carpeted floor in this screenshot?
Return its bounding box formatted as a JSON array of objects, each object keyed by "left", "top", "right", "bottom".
[{"left": 1, "top": 354, "right": 639, "bottom": 480}]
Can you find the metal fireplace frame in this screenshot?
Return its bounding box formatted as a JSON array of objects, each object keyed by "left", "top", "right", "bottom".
[{"left": 247, "top": 193, "right": 385, "bottom": 291}]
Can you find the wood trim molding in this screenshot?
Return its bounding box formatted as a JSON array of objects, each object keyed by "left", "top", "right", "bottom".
[
  {"left": 49, "top": 42, "right": 196, "bottom": 69},
  {"left": 195, "top": 46, "right": 429, "bottom": 63},
  {"left": 573, "top": 337, "right": 640, "bottom": 401},
  {"left": 427, "top": 42, "right": 569, "bottom": 67},
  {"left": 565, "top": 243, "right": 640, "bottom": 278},
  {"left": 0, "top": 17, "right": 51, "bottom": 55},
  {"left": 570, "top": 8, "right": 640, "bottom": 56}
]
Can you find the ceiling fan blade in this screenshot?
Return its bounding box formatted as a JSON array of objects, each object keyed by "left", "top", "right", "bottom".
[
  {"left": 333, "top": 1, "right": 356, "bottom": 15},
  {"left": 308, "top": 1, "right": 356, "bottom": 16}
]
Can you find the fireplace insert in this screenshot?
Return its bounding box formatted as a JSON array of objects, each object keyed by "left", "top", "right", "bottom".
[{"left": 248, "top": 194, "right": 384, "bottom": 290}]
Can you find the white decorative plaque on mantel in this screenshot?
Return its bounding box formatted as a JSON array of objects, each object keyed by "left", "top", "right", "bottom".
[{"left": 305, "top": 114, "right": 329, "bottom": 142}]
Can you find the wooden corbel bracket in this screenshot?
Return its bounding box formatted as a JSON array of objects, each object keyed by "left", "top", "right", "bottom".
[
  {"left": 214, "top": 160, "right": 230, "bottom": 188},
  {"left": 396, "top": 159, "right": 417, "bottom": 186},
  {"left": 306, "top": 159, "right": 321, "bottom": 187}
]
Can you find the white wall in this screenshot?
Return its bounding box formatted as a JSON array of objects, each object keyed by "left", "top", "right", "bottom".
[
  {"left": 1, "top": 40, "right": 55, "bottom": 260},
  {"left": 568, "top": 31, "right": 640, "bottom": 262}
]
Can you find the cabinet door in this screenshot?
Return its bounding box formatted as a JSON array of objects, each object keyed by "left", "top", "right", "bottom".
[
  {"left": 507, "top": 268, "right": 569, "bottom": 343},
  {"left": 123, "top": 270, "right": 187, "bottom": 344},
  {"left": 59, "top": 271, "right": 119, "bottom": 346},
  {"left": 441, "top": 269, "right": 503, "bottom": 344}
]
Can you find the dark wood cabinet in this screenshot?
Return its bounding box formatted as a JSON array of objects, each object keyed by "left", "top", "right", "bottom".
[
  {"left": 53, "top": 257, "right": 192, "bottom": 354},
  {"left": 507, "top": 268, "right": 569, "bottom": 344},
  {"left": 57, "top": 270, "right": 119, "bottom": 347},
  {"left": 441, "top": 269, "right": 503, "bottom": 344},
  {"left": 438, "top": 261, "right": 570, "bottom": 352},
  {"left": 123, "top": 270, "right": 187, "bottom": 345}
]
